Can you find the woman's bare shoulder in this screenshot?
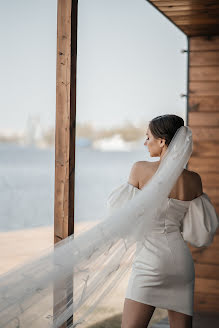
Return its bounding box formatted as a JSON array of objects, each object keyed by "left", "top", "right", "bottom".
[
  {"left": 135, "top": 160, "right": 160, "bottom": 174},
  {"left": 130, "top": 160, "right": 156, "bottom": 169},
  {"left": 183, "top": 169, "right": 203, "bottom": 195},
  {"left": 136, "top": 160, "right": 159, "bottom": 167},
  {"left": 128, "top": 161, "right": 155, "bottom": 188}
]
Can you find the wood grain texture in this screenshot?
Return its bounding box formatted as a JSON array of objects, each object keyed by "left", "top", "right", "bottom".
[
  {"left": 161, "top": 7, "right": 219, "bottom": 14},
  {"left": 203, "top": 186, "right": 219, "bottom": 200},
  {"left": 194, "top": 293, "right": 219, "bottom": 313},
  {"left": 183, "top": 25, "right": 219, "bottom": 36},
  {"left": 192, "top": 141, "right": 219, "bottom": 158},
  {"left": 147, "top": 1, "right": 219, "bottom": 36},
  {"left": 55, "top": 0, "right": 72, "bottom": 242},
  {"left": 189, "top": 81, "right": 219, "bottom": 96},
  {"left": 173, "top": 16, "right": 219, "bottom": 26},
  {"left": 55, "top": 0, "right": 77, "bottom": 241},
  {"left": 189, "top": 96, "right": 219, "bottom": 112},
  {"left": 187, "top": 36, "right": 219, "bottom": 313},
  {"left": 190, "top": 247, "right": 219, "bottom": 265},
  {"left": 195, "top": 278, "right": 219, "bottom": 295},
  {"left": 187, "top": 33, "right": 219, "bottom": 263},
  {"left": 189, "top": 127, "right": 219, "bottom": 141},
  {"left": 54, "top": 1, "right": 78, "bottom": 327},
  {"left": 188, "top": 157, "right": 219, "bottom": 172},
  {"left": 200, "top": 172, "right": 219, "bottom": 185},
  {"left": 190, "top": 36, "right": 219, "bottom": 51},
  {"left": 152, "top": 0, "right": 219, "bottom": 5},
  {"left": 190, "top": 51, "right": 219, "bottom": 66},
  {"left": 189, "top": 112, "right": 219, "bottom": 126},
  {"left": 190, "top": 66, "right": 219, "bottom": 81},
  {"left": 195, "top": 263, "right": 219, "bottom": 279}
]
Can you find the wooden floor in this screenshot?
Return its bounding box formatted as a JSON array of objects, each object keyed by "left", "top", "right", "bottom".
[{"left": 151, "top": 313, "right": 219, "bottom": 328}]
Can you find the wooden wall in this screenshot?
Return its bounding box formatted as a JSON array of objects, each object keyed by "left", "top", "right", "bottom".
[{"left": 188, "top": 35, "right": 219, "bottom": 313}]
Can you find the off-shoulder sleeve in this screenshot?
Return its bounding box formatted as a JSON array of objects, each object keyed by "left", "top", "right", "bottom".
[
  {"left": 181, "top": 193, "right": 219, "bottom": 247},
  {"left": 106, "top": 182, "right": 141, "bottom": 215}
]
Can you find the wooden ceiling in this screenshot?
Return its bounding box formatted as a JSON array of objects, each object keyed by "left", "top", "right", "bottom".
[{"left": 147, "top": 1, "right": 219, "bottom": 36}]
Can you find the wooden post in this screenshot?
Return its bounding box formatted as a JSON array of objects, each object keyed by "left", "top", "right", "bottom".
[{"left": 54, "top": 0, "right": 78, "bottom": 326}]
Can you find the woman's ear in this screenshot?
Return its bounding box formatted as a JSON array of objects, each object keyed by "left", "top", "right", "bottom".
[{"left": 159, "top": 138, "right": 166, "bottom": 148}]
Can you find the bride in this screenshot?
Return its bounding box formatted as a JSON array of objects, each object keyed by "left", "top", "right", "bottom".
[
  {"left": 120, "top": 114, "right": 205, "bottom": 328},
  {"left": 0, "top": 114, "right": 218, "bottom": 328}
]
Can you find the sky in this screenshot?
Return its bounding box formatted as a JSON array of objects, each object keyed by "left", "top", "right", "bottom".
[{"left": 0, "top": 0, "right": 188, "bottom": 133}]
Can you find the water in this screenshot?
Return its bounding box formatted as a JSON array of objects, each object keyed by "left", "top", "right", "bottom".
[{"left": 0, "top": 142, "right": 154, "bottom": 232}]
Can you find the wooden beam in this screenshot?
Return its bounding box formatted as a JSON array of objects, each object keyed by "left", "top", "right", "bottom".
[
  {"left": 160, "top": 7, "right": 219, "bottom": 14},
  {"left": 54, "top": 0, "right": 78, "bottom": 326},
  {"left": 55, "top": 0, "right": 77, "bottom": 242}
]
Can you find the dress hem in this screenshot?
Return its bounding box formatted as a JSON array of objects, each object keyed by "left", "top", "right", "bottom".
[{"left": 124, "top": 296, "right": 193, "bottom": 317}]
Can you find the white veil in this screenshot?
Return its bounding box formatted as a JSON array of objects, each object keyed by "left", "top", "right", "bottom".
[{"left": 0, "top": 125, "right": 193, "bottom": 328}]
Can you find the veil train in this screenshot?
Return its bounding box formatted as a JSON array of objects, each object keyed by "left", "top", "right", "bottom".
[{"left": 0, "top": 125, "right": 193, "bottom": 327}]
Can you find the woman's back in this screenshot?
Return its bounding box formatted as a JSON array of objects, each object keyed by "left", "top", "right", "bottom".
[{"left": 136, "top": 161, "right": 203, "bottom": 201}]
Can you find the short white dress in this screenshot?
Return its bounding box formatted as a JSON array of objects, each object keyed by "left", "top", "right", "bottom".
[{"left": 106, "top": 182, "right": 219, "bottom": 316}]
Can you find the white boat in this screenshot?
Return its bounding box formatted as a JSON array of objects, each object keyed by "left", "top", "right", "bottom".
[{"left": 92, "top": 134, "right": 137, "bottom": 152}]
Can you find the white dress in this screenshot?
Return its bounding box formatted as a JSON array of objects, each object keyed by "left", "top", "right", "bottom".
[{"left": 106, "top": 182, "right": 219, "bottom": 316}]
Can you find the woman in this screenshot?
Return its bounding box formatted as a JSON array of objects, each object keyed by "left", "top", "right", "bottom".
[
  {"left": 0, "top": 115, "right": 218, "bottom": 328},
  {"left": 105, "top": 115, "right": 218, "bottom": 328}
]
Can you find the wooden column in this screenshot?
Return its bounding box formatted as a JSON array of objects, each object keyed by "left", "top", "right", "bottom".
[
  {"left": 187, "top": 35, "right": 219, "bottom": 313},
  {"left": 54, "top": 0, "right": 78, "bottom": 326}
]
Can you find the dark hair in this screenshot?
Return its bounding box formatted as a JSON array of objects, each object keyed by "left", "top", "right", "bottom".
[{"left": 148, "top": 114, "right": 184, "bottom": 146}]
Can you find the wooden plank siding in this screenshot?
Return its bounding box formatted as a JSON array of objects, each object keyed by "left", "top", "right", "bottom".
[
  {"left": 187, "top": 35, "right": 219, "bottom": 314},
  {"left": 147, "top": 1, "right": 219, "bottom": 36}
]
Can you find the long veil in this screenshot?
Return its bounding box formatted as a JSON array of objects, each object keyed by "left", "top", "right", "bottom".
[{"left": 0, "top": 125, "right": 193, "bottom": 328}]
